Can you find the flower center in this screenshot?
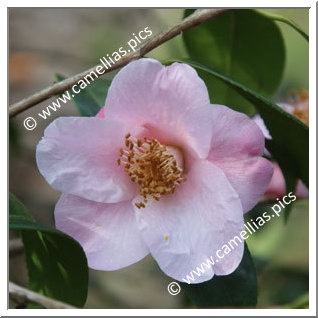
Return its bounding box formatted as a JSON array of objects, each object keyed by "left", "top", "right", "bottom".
[{"left": 117, "top": 133, "right": 186, "bottom": 209}]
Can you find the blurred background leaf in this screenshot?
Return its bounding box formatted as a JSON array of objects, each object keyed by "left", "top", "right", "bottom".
[
  {"left": 9, "top": 120, "right": 21, "bottom": 156},
  {"left": 253, "top": 9, "right": 308, "bottom": 41},
  {"left": 182, "top": 9, "right": 286, "bottom": 116},
  {"left": 181, "top": 243, "right": 257, "bottom": 307},
  {"left": 246, "top": 200, "right": 308, "bottom": 307},
  {"left": 56, "top": 74, "right": 110, "bottom": 116},
  {"left": 286, "top": 292, "right": 309, "bottom": 309},
  {"left": 9, "top": 193, "right": 89, "bottom": 308}
]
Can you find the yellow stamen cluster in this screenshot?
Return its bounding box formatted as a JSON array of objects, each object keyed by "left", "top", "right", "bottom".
[{"left": 118, "top": 133, "right": 186, "bottom": 209}]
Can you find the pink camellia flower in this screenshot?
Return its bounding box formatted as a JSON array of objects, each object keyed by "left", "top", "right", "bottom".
[{"left": 36, "top": 58, "right": 273, "bottom": 283}]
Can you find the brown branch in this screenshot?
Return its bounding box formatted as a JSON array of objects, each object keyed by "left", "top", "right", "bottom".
[
  {"left": 9, "top": 281, "right": 76, "bottom": 309},
  {"left": 9, "top": 9, "right": 230, "bottom": 118}
]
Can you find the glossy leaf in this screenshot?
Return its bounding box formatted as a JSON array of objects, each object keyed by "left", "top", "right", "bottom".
[
  {"left": 181, "top": 243, "right": 257, "bottom": 307},
  {"left": 9, "top": 193, "right": 88, "bottom": 308},
  {"left": 183, "top": 9, "right": 286, "bottom": 115},
  {"left": 56, "top": 74, "right": 110, "bottom": 116},
  {"left": 254, "top": 9, "right": 309, "bottom": 41},
  {"left": 165, "top": 59, "right": 309, "bottom": 188}
]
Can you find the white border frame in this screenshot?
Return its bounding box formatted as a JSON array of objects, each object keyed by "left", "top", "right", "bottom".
[{"left": 3, "top": 1, "right": 316, "bottom": 316}]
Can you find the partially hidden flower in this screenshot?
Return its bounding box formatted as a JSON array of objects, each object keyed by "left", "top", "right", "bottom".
[
  {"left": 265, "top": 162, "right": 308, "bottom": 199},
  {"left": 36, "top": 58, "right": 273, "bottom": 283},
  {"left": 253, "top": 90, "right": 309, "bottom": 199}
]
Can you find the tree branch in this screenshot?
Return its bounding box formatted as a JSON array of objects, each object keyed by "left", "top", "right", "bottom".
[
  {"left": 9, "top": 9, "right": 230, "bottom": 118},
  {"left": 9, "top": 281, "right": 76, "bottom": 309}
]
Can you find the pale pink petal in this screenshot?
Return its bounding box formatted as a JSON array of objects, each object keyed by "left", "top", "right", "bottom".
[
  {"left": 252, "top": 114, "right": 271, "bottom": 156},
  {"left": 266, "top": 163, "right": 309, "bottom": 199},
  {"left": 208, "top": 105, "right": 272, "bottom": 212},
  {"left": 253, "top": 114, "right": 271, "bottom": 140},
  {"left": 134, "top": 160, "right": 244, "bottom": 284},
  {"left": 55, "top": 194, "right": 149, "bottom": 270},
  {"left": 278, "top": 102, "right": 294, "bottom": 114},
  {"left": 253, "top": 103, "right": 294, "bottom": 141},
  {"left": 105, "top": 58, "right": 213, "bottom": 159},
  {"left": 296, "top": 181, "right": 309, "bottom": 199},
  {"left": 36, "top": 117, "right": 147, "bottom": 203},
  {"left": 217, "top": 158, "right": 273, "bottom": 212},
  {"left": 208, "top": 105, "right": 265, "bottom": 161}
]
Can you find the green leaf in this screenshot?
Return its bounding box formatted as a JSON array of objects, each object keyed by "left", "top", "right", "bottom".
[
  {"left": 55, "top": 74, "right": 110, "bottom": 116},
  {"left": 245, "top": 202, "right": 274, "bottom": 221},
  {"left": 26, "top": 304, "right": 45, "bottom": 309},
  {"left": 182, "top": 9, "right": 286, "bottom": 115},
  {"left": 9, "top": 120, "right": 21, "bottom": 155},
  {"left": 286, "top": 292, "right": 309, "bottom": 309},
  {"left": 181, "top": 243, "right": 257, "bottom": 307},
  {"left": 165, "top": 59, "right": 309, "bottom": 188},
  {"left": 9, "top": 193, "right": 88, "bottom": 308},
  {"left": 9, "top": 193, "right": 34, "bottom": 220},
  {"left": 254, "top": 9, "right": 309, "bottom": 41}
]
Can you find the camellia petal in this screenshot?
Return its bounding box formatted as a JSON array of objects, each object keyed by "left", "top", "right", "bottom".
[
  {"left": 208, "top": 105, "right": 265, "bottom": 161},
  {"left": 55, "top": 194, "right": 149, "bottom": 270},
  {"left": 36, "top": 117, "right": 147, "bottom": 203},
  {"left": 253, "top": 114, "right": 271, "bottom": 140},
  {"left": 105, "top": 58, "right": 214, "bottom": 159},
  {"left": 207, "top": 105, "right": 272, "bottom": 212},
  {"left": 134, "top": 160, "right": 244, "bottom": 283},
  {"left": 217, "top": 158, "right": 273, "bottom": 212}
]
